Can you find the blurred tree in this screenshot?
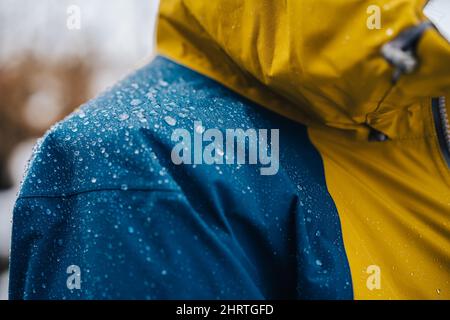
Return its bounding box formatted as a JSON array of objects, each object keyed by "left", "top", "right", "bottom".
[{"left": 0, "top": 55, "right": 92, "bottom": 189}]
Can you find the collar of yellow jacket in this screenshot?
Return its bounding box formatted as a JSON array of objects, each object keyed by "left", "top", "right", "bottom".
[{"left": 157, "top": 0, "right": 450, "bottom": 140}]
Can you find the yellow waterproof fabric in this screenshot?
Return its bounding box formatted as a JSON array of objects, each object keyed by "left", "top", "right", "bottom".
[{"left": 157, "top": 0, "right": 450, "bottom": 299}]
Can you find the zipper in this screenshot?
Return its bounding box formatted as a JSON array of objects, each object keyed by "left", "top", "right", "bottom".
[{"left": 432, "top": 97, "right": 450, "bottom": 168}]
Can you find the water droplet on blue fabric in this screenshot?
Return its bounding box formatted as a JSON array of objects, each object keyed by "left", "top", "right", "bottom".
[
  {"left": 164, "top": 116, "right": 177, "bottom": 126},
  {"left": 130, "top": 99, "right": 142, "bottom": 106},
  {"left": 118, "top": 113, "right": 130, "bottom": 121}
]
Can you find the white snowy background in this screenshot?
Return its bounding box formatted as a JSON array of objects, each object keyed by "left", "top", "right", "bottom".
[{"left": 0, "top": 0, "right": 159, "bottom": 299}]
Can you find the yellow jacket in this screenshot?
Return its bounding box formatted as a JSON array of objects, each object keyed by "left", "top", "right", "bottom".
[{"left": 157, "top": 0, "right": 450, "bottom": 299}]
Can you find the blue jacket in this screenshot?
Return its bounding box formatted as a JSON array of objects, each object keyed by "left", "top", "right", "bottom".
[{"left": 9, "top": 57, "right": 352, "bottom": 299}]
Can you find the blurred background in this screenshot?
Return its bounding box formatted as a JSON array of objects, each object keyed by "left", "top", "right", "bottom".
[{"left": 0, "top": 0, "right": 159, "bottom": 299}]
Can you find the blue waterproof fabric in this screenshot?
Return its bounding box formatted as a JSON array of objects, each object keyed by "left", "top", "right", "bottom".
[{"left": 9, "top": 57, "right": 353, "bottom": 299}]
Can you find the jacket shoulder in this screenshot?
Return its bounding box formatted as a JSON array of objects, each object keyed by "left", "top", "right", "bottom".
[
  {"left": 18, "top": 56, "right": 269, "bottom": 198},
  {"left": 18, "top": 57, "right": 195, "bottom": 197}
]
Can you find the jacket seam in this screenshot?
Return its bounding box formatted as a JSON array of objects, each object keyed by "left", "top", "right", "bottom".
[{"left": 17, "top": 187, "right": 181, "bottom": 200}]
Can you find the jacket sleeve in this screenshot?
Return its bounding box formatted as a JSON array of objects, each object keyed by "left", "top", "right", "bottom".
[{"left": 10, "top": 188, "right": 212, "bottom": 300}]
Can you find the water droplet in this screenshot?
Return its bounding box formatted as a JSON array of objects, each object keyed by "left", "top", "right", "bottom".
[
  {"left": 91, "top": 178, "right": 97, "bottom": 184},
  {"left": 121, "top": 184, "right": 129, "bottom": 191},
  {"left": 128, "top": 226, "right": 134, "bottom": 234},
  {"left": 158, "top": 79, "right": 169, "bottom": 87},
  {"left": 164, "top": 116, "right": 177, "bottom": 126},
  {"left": 315, "top": 259, "right": 322, "bottom": 266},
  {"left": 119, "top": 113, "right": 130, "bottom": 121},
  {"left": 161, "top": 270, "right": 167, "bottom": 276},
  {"left": 130, "top": 99, "right": 142, "bottom": 106}
]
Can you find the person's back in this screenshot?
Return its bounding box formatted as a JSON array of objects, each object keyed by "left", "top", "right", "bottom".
[{"left": 9, "top": 57, "right": 352, "bottom": 299}]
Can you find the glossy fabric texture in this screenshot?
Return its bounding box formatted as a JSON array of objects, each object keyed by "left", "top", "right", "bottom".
[{"left": 9, "top": 57, "right": 352, "bottom": 300}]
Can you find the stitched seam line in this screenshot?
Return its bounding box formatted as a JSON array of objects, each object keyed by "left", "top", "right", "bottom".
[{"left": 17, "top": 187, "right": 181, "bottom": 200}]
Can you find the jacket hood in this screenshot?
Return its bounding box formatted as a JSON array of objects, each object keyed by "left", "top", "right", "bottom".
[{"left": 157, "top": 0, "right": 450, "bottom": 138}]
